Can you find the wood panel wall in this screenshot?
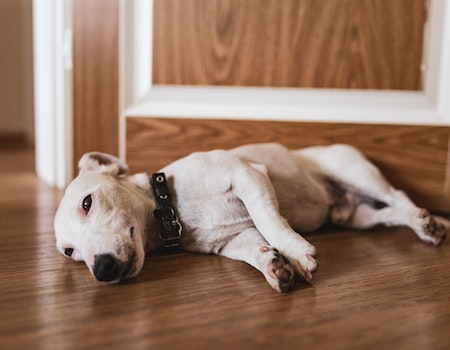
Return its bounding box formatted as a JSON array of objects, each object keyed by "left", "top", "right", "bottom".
[
  {"left": 152, "top": 0, "right": 427, "bottom": 89},
  {"left": 126, "top": 117, "right": 450, "bottom": 212},
  {"left": 73, "top": 0, "right": 119, "bottom": 172}
]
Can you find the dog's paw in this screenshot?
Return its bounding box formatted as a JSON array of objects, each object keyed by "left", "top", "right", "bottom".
[
  {"left": 415, "top": 209, "right": 447, "bottom": 246},
  {"left": 279, "top": 243, "right": 318, "bottom": 284},
  {"left": 291, "top": 252, "right": 318, "bottom": 283},
  {"left": 260, "top": 246, "right": 295, "bottom": 293}
]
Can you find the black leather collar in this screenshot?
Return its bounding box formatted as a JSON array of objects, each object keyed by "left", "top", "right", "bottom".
[{"left": 150, "top": 173, "right": 182, "bottom": 248}]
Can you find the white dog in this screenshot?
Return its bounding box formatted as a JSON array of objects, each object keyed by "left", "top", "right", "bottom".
[{"left": 54, "top": 143, "right": 447, "bottom": 292}]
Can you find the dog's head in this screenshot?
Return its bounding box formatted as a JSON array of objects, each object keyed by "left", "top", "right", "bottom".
[{"left": 54, "top": 152, "right": 155, "bottom": 283}]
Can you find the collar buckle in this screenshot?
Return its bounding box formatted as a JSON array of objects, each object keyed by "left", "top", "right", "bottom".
[{"left": 151, "top": 173, "right": 182, "bottom": 248}]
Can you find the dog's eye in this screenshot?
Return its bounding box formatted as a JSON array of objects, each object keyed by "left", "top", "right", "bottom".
[
  {"left": 64, "top": 248, "right": 74, "bottom": 257},
  {"left": 82, "top": 195, "right": 92, "bottom": 213}
]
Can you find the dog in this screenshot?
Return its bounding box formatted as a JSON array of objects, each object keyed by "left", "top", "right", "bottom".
[{"left": 54, "top": 143, "right": 448, "bottom": 292}]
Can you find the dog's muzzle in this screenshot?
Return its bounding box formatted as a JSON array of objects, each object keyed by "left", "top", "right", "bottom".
[{"left": 93, "top": 253, "right": 135, "bottom": 282}]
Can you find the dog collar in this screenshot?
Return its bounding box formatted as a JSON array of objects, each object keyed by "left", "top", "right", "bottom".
[{"left": 150, "top": 172, "right": 182, "bottom": 248}]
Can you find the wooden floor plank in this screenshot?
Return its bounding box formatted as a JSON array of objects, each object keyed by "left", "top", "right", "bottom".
[{"left": 1, "top": 148, "right": 450, "bottom": 349}]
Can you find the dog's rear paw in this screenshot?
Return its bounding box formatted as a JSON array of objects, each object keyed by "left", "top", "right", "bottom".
[
  {"left": 260, "top": 246, "right": 295, "bottom": 292},
  {"left": 416, "top": 209, "right": 447, "bottom": 246}
]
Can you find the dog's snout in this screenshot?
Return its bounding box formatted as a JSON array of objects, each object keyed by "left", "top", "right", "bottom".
[{"left": 93, "top": 254, "right": 120, "bottom": 282}]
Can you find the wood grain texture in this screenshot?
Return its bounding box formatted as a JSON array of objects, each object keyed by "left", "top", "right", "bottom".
[
  {"left": 152, "top": 0, "right": 427, "bottom": 89},
  {"left": 126, "top": 117, "right": 450, "bottom": 212},
  {"left": 73, "top": 0, "right": 119, "bottom": 172},
  {"left": 1, "top": 148, "right": 450, "bottom": 349}
]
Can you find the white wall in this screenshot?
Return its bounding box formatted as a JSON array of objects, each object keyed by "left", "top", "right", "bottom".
[{"left": 0, "top": 0, "right": 34, "bottom": 143}]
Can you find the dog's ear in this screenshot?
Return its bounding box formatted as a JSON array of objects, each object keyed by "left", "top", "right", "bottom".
[{"left": 78, "top": 152, "right": 129, "bottom": 176}]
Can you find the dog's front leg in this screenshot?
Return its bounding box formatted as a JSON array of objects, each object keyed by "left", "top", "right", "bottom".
[
  {"left": 220, "top": 227, "right": 296, "bottom": 292},
  {"left": 232, "top": 164, "right": 318, "bottom": 282}
]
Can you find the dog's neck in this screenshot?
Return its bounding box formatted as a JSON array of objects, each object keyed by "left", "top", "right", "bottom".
[{"left": 126, "top": 172, "right": 182, "bottom": 252}]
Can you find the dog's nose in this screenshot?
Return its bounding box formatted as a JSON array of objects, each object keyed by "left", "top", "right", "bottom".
[{"left": 93, "top": 254, "right": 120, "bottom": 282}]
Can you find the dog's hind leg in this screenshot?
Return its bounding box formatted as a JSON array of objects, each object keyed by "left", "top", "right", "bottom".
[
  {"left": 296, "top": 144, "right": 447, "bottom": 245},
  {"left": 219, "top": 227, "right": 296, "bottom": 293},
  {"left": 343, "top": 201, "right": 447, "bottom": 246},
  {"left": 294, "top": 144, "right": 397, "bottom": 203}
]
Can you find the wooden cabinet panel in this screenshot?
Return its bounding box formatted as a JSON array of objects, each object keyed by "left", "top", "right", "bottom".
[
  {"left": 126, "top": 117, "right": 450, "bottom": 212},
  {"left": 153, "top": 0, "right": 427, "bottom": 89}
]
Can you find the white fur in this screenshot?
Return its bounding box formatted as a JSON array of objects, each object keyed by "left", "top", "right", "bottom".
[{"left": 54, "top": 143, "right": 448, "bottom": 292}]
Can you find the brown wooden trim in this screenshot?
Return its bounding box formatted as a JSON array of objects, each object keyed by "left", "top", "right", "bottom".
[
  {"left": 126, "top": 117, "right": 450, "bottom": 212},
  {"left": 73, "top": 0, "right": 119, "bottom": 173}
]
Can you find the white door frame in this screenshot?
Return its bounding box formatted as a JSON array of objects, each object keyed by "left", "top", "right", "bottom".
[
  {"left": 33, "top": 0, "right": 73, "bottom": 188},
  {"left": 34, "top": 0, "right": 450, "bottom": 187}
]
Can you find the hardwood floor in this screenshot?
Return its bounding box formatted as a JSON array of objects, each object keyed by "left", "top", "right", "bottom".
[{"left": 1, "top": 148, "right": 450, "bottom": 350}]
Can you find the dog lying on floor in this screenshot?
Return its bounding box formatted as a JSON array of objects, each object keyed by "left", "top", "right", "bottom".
[{"left": 54, "top": 143, "right": 448, "bottom": 292}]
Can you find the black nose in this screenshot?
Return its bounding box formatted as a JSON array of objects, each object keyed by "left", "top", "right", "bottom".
[{"left": 93, "top": 254, "right": 120, "bottom": 282}]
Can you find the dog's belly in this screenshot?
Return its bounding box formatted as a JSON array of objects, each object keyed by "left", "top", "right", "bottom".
[
  {"left": 274, "top": 178, "right": 331, "bottom": 232},
  {"left": 280, "top": 202, "right": 330, "bottom": 232}
]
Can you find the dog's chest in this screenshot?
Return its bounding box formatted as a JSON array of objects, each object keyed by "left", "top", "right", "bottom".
[{"left": 174, "top": 189, "right": 253, "bottom": 252}]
